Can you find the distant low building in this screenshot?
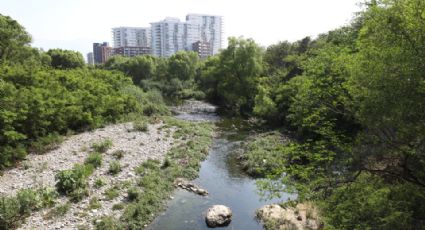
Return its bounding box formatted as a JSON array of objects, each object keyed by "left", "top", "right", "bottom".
[
  {"left": 112, "top": 46, "right": 151, "bottom": 57},
  {"left": 192, "top": 41, "right": 211, "bottom": 59},
  {"left": 87, "top": 52, "right": 94, "bottom": 65}
]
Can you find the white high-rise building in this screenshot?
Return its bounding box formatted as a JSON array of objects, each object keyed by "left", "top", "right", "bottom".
[
  {"left": 112, "top": 27, "right": 151, "bottom": 48},
  {"left": 186, "top": 14, "right": 223, "bottom": 55},
  {"left": 151, "top": 18, "right": 189, "bottom": 57}
]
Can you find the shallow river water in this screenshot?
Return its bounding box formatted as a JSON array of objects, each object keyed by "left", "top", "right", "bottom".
[{"left": 148, "top": 105, "right": 293, "bottom": 230}]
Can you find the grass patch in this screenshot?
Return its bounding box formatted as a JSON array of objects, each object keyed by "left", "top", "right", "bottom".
[
  {"left": 85, "top": 153, "right": 103, "bottom": 168},
  {"left": 91, "top": 139, "right": 113, "bottom": 153},
  {"left": 112, "top": 203, "right": 125, "bottom": 210},
  {"left": 133, "top": 119, "right": 148, "bottom": 132},
  {"left": 108, "top": 161, "right": 122, "bottom": 175},
  {"left": 104, "top": 186, "right": 120, "bottom": 201}
]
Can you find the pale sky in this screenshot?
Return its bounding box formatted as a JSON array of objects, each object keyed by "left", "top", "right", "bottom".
[{"left": 2, "top": 0, "right": 363, "bottom": 56}]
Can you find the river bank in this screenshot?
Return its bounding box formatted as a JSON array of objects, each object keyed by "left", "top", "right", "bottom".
[{"left": 0, "top": 115, "right": 215, "bottom": 229}]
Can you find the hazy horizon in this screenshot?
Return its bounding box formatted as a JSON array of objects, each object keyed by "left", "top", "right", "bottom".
[{"left": 2, "top": 0, "right": 362, "bottom": 56}]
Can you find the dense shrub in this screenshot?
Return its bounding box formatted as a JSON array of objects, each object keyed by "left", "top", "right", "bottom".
[
  {"left": 84, "top": 153, "right": 103, "bottom": 168},
  {"left": 0, "top": 187, "right": 58, "bottom": 229},
  {"left": 55, "top": 164, "right": 91, "bottom": 202},
  {"left": 0, "top": 67, "right": 140, "bottom": 169}
]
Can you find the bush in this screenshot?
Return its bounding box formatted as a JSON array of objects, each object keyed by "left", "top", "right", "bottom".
[
  {"left": 0, "top": 187, "right": 58, "bottom": 228},
  {"left": 0, "top": 196, "right": 20, "bottom": 229},
  {"left": 85, "top": 153, "right": 103, "bottom": 168},
  {"left": 16, "top": 189, "right": 43, "bottom": 215},
  {"left": 133, "top": 120, "right": 148, "bottom": 132},
  {"left": 91, "top": 139, "right": 113, "bottom": 153},
  {"left": 127, "top": 187, "right": 141, "bottom": 202},
  {"left": 108, "top": 161, "right": 122, "bottom": 175},
  {"left": 0, "top": 66, "right": 141, "bottom": 169},
  {"left": 29, "top": 133, "right": 63, "bottom": 154},
  {"left": 94, "top": 216, "right": 123, "bottom": 230},
  {"left": 55, "top": 164, "right": 91, "bottom": 201}
]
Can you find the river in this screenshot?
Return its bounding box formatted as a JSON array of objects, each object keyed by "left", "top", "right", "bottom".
[{"left": 148, "top": 101, "right": 293, "bottom": 230}]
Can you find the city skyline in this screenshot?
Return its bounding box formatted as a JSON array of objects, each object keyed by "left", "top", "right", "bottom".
[{"left": 1, "top": 0, "right": 362, "bottom": 56}]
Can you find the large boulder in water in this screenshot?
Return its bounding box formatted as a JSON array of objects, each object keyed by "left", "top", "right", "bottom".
[
  {"left": 256, "top": 203, "right": 321, "bottom": 230},
  {"left": 205, "top": 205, "right": 232, "bottom": 227}
]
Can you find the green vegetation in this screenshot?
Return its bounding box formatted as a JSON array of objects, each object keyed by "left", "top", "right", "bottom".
[
  {"left": 54, "top": 164, "right": 92, "bottom": 202},
  {"left": 239, "top": 132, "right": 286, "bottom": 177},
  {"left": 88, "top": 197, "right": 101, "bottom": 210},
  {"left": 94, "top": 216, "right": 123, "bottom": 230},
  {"left": 0, "top": 14, "right": 169, "bottom": 170},
  {"left": 132, "top": 119, "right": 148, "bottom": 132},
  {"left": 91, "top": 139, "right": 113, "bottom": 153},
  {"left": 104, "top": 52, "right": 205, "bottom": 102},
  {"left": 94, "top": 178, "right": 106, "bottom": 188},
  {"left": 46, "top": 48, "right": 85, "bottom": 69},
  {"left": 2, "top": 0, "right": 424, "bottom": 228},
  {"left": 223, "top": 1, "right": 425, "bottom": 228},
  {"left": 119, "top": 117, "right": 214, "bottom": 229},
  {"left": 0, "top": 187, "right": 58, "bottom": 229},
  {"left": 103, "top": 186, "right": 120, "bottom": 201},
  {"left": 85, "top": 153, "right": 103, "bottom": 168},
  {"left": 108, "top": 160, "right": 122, "bottom": 175}
]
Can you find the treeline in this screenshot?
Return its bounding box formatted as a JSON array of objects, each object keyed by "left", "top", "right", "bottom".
[
  {"left": 197, "top": 0, "right": 424, "bottom": 229},
  {"left": 103, "top": 51, "right": 205, "bottom": 101},
  {"left": 0, "top": 14, "right": 169, "bottom": 169}
]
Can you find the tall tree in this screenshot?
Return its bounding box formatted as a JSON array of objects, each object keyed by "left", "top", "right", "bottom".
[
  {"left": 47, "top": 49, "right": 85, "bottom": 69},
  {"left": 0, "top": 14, "right": 32, "bottom": 64}
]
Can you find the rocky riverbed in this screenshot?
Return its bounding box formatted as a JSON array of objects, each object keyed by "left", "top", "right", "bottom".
[{"left": 0, "top": 121, "right": 177, "bottom": 229}]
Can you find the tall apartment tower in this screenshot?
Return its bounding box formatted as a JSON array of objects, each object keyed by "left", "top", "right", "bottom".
[
  {"left": 87, "top": 52, "right": 94, "bottom": 65},
  {"left": 112, "top": 27, "right": 151, "bottom": 48},
  {"left": 93, "top": 42, "right": 111, "bottom": 64},
  {"left": 186, "top": 14, "right": 223, "bottom": 55},
  {"left": 151, "top": 18, "right": 189, "bottom": 57}
]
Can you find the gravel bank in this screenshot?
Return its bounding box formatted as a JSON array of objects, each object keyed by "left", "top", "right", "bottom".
[{"left": 0, "top": 121, "right": 176, "bottom": 229}]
